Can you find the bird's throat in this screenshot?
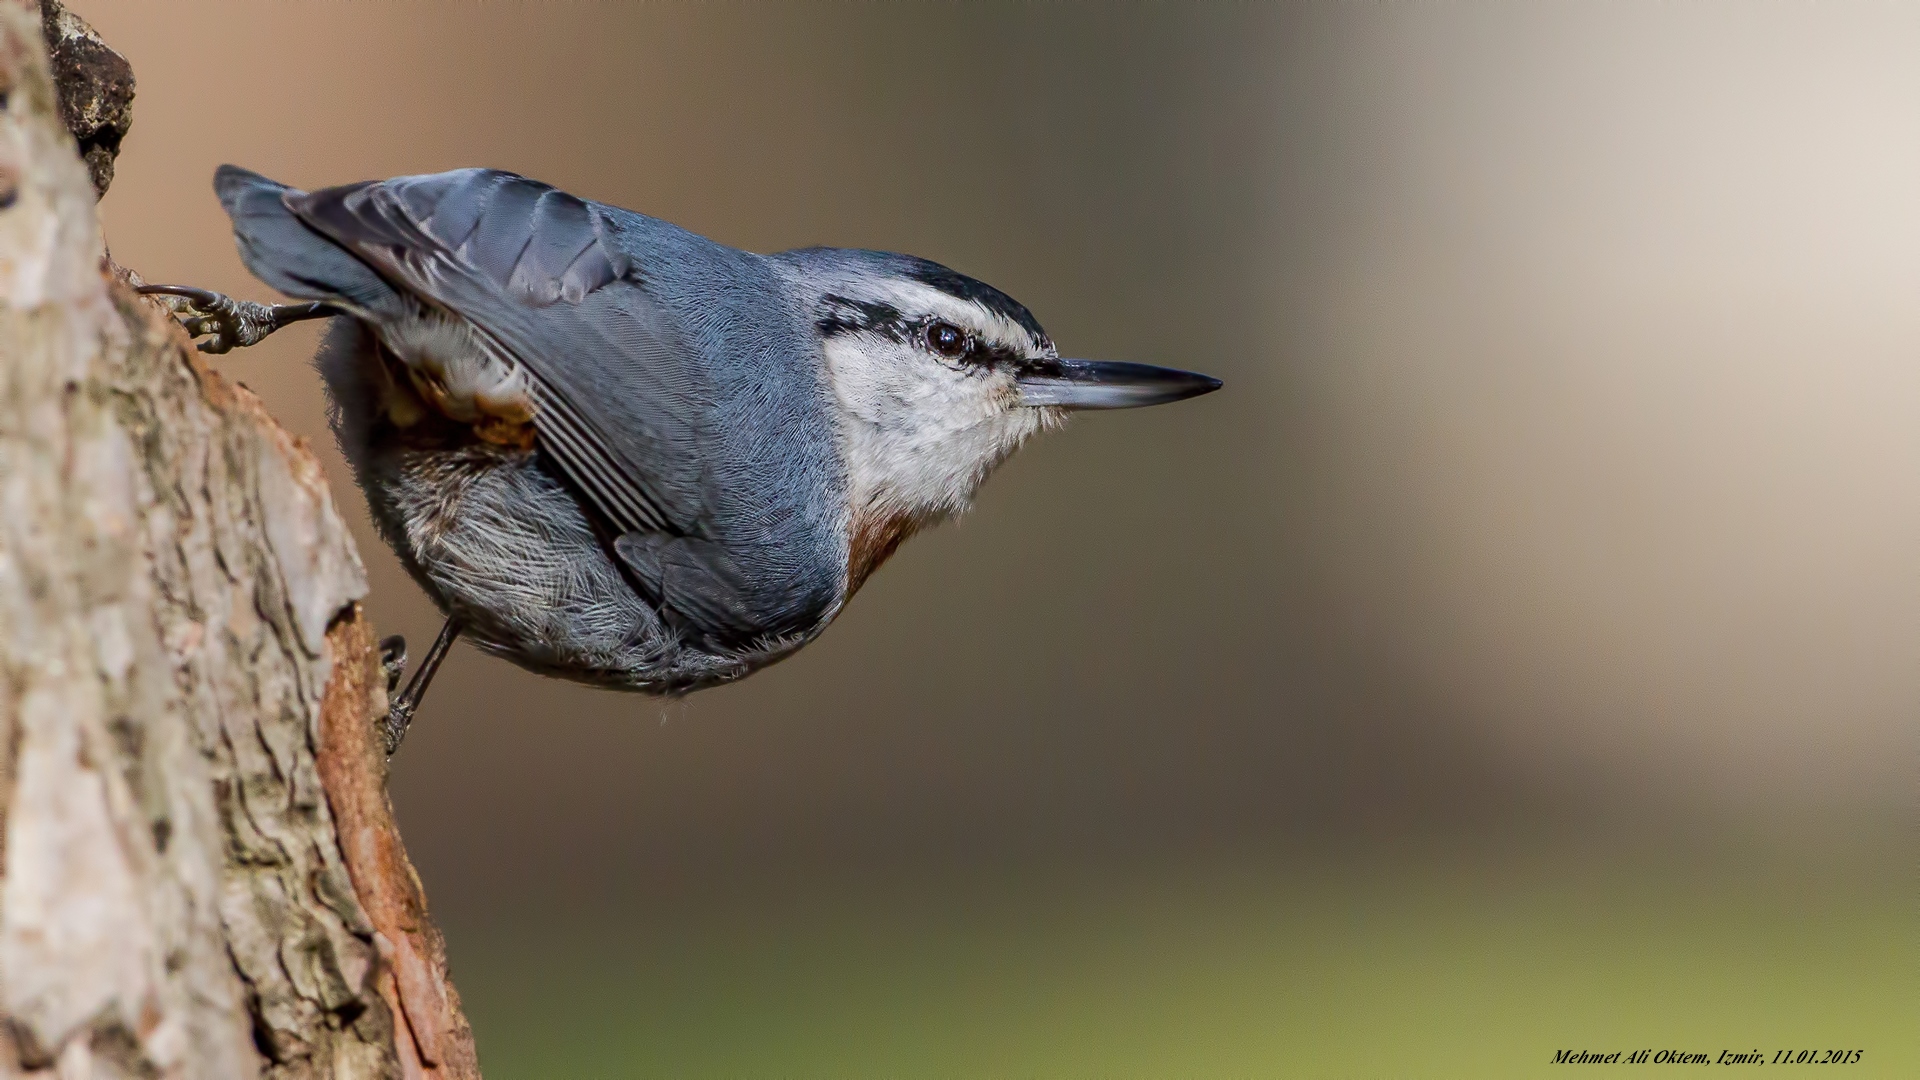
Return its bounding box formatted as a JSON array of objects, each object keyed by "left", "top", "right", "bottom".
[{"left": 845, "top": 504, "right": 923, "bottom": 597}]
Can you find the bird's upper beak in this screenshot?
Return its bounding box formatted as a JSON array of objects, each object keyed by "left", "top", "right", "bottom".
[{"left": 1015, "top": 358, "right": 1223, "bottom": 410}]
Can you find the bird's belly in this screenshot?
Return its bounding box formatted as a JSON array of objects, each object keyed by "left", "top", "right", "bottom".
[
  {"left": 316, "top": 320, "right": 758, "bottom": 693},
  {"left": 367, "top": 437, "right": 759, "bottom": 693}
]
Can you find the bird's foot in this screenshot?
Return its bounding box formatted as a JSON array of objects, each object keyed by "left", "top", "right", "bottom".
[
  {"left": 378, "top": 698, "right": 417, "bottom": 761},
  {"left": 380, "top": 635, "right": 408, "bottom": 696},
  {"left": 376, "top": 619, "right": 461, "bottom": 760},
  {"left": 137, "top": 284, "right": 332, "bottom": 354},
  {"left": 377, "top": 635, "right": 410, "bottom": 758}
]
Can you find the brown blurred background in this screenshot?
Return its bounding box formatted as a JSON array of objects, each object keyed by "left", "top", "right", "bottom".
[{"left": 82, "top": 2, "right": 1913, "bottom": 1076}]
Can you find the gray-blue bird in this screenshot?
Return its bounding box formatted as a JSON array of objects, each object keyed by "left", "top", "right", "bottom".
[{"left": 144, "top": 165, "right": 1220, "bottom": 753}]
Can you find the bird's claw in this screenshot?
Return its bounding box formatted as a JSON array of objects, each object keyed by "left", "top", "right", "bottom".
[
  {"left": 380, "top": 635, "right": 408, "bottom": 696},
  {"left": 375, "top": 619, "right": 459, "bottom": 760},
  {"left": 139, "top": 285, "right": 285, "bottom": 354},
  {"left": 377, "top": 635, "right": 409, "bottom": 756}
]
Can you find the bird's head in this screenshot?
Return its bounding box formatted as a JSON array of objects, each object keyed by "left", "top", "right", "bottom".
[{"left": 778, "top": 248, "right": 1220, "bottom": 589}]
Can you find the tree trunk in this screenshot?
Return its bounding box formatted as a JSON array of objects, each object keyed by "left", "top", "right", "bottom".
[{"left": 0, "top": 4, "right": 479, "bottom": 1077}]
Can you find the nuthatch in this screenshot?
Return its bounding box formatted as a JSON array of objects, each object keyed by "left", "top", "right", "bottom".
[{"left": 145, "top": 166, "right": 1220, "bottom": 753}]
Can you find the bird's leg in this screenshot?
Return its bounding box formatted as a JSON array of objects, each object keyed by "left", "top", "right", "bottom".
[
  {"left": 137, "top": 284, "right": 335, "bottom": 354},
  {"left": 379, "top": 617, "right": 462, "bottom": 759}
]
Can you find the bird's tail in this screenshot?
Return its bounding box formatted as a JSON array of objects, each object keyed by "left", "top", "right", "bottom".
[{"left": 214, "top": 164, "right": 403, "bottom": 317}]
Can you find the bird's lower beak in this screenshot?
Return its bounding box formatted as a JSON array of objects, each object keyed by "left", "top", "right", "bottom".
[{"left": 1016, "top": 358, "right": 1223, "bottom": 410}]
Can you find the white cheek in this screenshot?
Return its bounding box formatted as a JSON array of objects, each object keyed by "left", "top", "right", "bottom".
[{"left": 824, "top": 338, "right": 1046, "bottom": 521}]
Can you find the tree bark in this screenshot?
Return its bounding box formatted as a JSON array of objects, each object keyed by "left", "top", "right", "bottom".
[{"left": 0, "top": 4, "right": 479, "bottom": 1077}]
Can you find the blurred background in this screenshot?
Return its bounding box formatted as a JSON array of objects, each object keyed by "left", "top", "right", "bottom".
[{"left": 84, "top": 2, "right": 1912, "bottom": 1076}]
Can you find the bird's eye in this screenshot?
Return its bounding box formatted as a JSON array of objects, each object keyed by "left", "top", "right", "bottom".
[{"left": 925, "top": 320, "right": 970, "bottom": 359}]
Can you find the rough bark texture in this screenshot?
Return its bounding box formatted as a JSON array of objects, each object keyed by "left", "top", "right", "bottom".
[
  {"left": 0, "top": 4, "right": 478, "bottom": 1077},
  {"left": 37, "top": 0, "right": 127, "bottom": 198}
]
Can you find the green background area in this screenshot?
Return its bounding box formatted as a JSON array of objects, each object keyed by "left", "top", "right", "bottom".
[{"left": 448, "top": 849, "right": 1912, "bottom": 1079}]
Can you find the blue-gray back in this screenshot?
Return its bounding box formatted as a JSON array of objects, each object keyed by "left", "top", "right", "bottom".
[{"left": 218, "top": 165, "right": 848, "bottom": 647}]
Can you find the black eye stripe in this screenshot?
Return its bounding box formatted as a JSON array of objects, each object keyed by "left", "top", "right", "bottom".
[
  {"left": 817, "top": 295, "right": 908, "bottom": 339},
  {"left": 816, "top": 295, "right": 1031, "bottom": 369},
  {"left": 898, "top": 259, "right": 1050, "bottom": 347}
]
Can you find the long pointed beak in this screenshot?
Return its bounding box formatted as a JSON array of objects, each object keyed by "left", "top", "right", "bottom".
[{"left": 1016, "top": 358, "right": 1223, "bottom": 410}]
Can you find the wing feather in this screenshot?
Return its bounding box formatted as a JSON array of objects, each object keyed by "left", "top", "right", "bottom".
[
  {"left": 286, "top": 170, "right": 709, "bottom": 539},
  {"left": 278, "top": 168, "right": 838, "bottom": 646},
  {"left": 526, "top": 379, "right": 671, "bottom": 535}
]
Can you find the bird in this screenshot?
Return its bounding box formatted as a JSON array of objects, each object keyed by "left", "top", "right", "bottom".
[{"left": 143, "top": 165, "right": 1221, "bottom": 754}]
